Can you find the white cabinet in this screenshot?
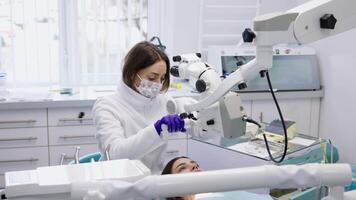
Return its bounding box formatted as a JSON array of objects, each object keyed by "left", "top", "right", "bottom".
[
  {"left": 48, "top": 107, "right": 98, "bottom": 166},
  {"left": 48, "top": 126, "right": 97, "bottom": 146},
  {"left": 0, "top": 109, "right": 47, "bottom": 128},
  {"left": 48, "top": 107, "right": 94, "bottom": 126},
  {"left": 0, "top": 108, "right": 49, "bottom": 188},
  {"left": 0, "top": 146, "right": 49, "bottom": 188},
  {"left": 0, "top": 127, "right": 48, "bottom": 148}
]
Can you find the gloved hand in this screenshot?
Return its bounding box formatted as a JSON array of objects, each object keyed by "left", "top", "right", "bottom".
[{"left": 154, "top": 114, "right": 186, "bottom": 135}]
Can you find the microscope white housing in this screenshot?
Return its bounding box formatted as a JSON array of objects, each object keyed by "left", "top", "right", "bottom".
[{"left": 169, "top": 53, "right": 247, "bottom": 138}]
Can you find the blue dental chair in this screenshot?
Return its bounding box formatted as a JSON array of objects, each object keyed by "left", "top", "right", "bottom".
[
  {"left": 287, "top": 143, "right": 356, "bottom": 200},
  {"left": 68, "top": 152, "right": 101, "bottom": 164}
]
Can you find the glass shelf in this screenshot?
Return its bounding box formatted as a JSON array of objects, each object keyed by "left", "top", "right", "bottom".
[{"left": 191, "top": 132, "right": 325, "bottom": 162}]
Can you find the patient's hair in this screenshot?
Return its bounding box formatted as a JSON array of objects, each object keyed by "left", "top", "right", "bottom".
[
  {"left": 161, "top": 156, "right": 192, "bottom": 200},
  {"left": 161, "top": 156, "right": 188, "bottom": 175}
]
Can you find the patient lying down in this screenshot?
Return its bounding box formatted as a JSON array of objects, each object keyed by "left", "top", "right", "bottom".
[
  {"left": 161, "top": 156, "right": 273, "bottom": 200},
  {"left": 161, "top": 156, "right": 201, "bottom": 200}
]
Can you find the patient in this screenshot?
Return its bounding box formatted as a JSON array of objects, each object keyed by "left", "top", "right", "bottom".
[
  {"left": 161, "top": 156, "right": 201, "bottom": 200},
  {"left": 161, "top": 157, "right": 274, "bottom": 200}
]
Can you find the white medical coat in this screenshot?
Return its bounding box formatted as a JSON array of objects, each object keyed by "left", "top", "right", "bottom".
[{"left": 93, "top": 81, "right": 170, "bottom": 173}]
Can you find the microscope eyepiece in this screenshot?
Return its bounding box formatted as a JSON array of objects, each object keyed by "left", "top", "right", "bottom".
[
  {"left": 172, "top": 56, "right": 182, "bottom": 62},
  {"left": 170, "top": 66, "right": 180, "bottom": 77}
]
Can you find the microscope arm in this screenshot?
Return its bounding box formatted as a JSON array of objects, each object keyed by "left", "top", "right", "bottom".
[{"left": 185, "top": 0, "right": 356, "bottom": 112}]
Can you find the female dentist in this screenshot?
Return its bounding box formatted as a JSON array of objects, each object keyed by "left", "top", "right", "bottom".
[{"left": 93, "top": 41, "right": 186, "bottom": 173}]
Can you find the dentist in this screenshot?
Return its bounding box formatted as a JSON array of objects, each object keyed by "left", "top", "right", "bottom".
[{"left": 93, "top": 41, "right": 185, "bottom": 173}]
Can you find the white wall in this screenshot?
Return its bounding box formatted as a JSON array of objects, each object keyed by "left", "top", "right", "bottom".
[
  {"left": 310, "top": 29, "right": 356, "bottom": 163},
  {"left": 164, "top": 0, "right": 298, "bottom": 56},
  {"left": 159, "top": 0, "right": 200, "bottom": 60},
  {"left": 291, "top": 0, "right": 356, "bottom": 163}
]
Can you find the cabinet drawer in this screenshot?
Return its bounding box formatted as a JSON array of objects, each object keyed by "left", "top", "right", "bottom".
[
  {"left": 49, "top": 125, "right": 97, "bottom": 146},
  {"left": 49, "top": 144, "right": 99, "bottom": 166},
  {"left": 0, "top": 109, "right": 47, "bottom": 128},
  {"left": 164, "top": 139, "right": 188, "bottom": 164},
  {"left": 0, "top": 127, "right": 48, "bottom": 148},
  {"left": 48, "top": 107, "right": 94, "bottom": 126},
  {"left": 0, "top": 147, "right": 49, "bottom": 188}
]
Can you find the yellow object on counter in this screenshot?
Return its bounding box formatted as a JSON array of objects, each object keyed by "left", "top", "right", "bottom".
[{"left": 170, "top": 83, "right": 183, "bottom": 91}]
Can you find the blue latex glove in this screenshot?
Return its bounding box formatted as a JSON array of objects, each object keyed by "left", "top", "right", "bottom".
[{"left": 154, "top": 114, "right": 186, "bottom": 135}]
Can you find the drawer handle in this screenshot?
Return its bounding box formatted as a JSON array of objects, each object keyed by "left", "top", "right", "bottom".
[
  {"left": 0, "top": 158, "right": 39, "bottom": 163},
  {"left": 0, "top": 120, "right": 37, "bottom": 124},
  {"left": 59, "top": 135, "right": 95, "bottom": 139},
  {"left": 58, "top": 118, "right": 93, "bottom": 122},
  {"left": 0, "top": 137, "right": 38, "bottom": 142}
]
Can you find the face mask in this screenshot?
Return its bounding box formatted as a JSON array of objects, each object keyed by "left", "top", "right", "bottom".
[{"left": 136, "top": 74, "right": 163, "bottom": 99}]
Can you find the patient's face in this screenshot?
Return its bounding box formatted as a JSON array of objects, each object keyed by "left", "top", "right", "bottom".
[{"left": 171, "top": 158, "right": 201, "bottom": 174}]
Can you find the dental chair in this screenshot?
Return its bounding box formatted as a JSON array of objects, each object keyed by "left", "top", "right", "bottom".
[
  {"left": 68, "top": 152, "right": 101, "bottom": 164},
  {"left": 287, "top": 144, "right": 356, "bottom": 200}
]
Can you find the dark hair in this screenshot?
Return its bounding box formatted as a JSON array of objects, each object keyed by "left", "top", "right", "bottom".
[
  {"left": 162, "top": 156, "right": 189, "bottom": 200},
  {"left": 161, "top": 156, "right": 188, "bottom": 175},
  {"left": 122, "top": 41, "right": 170, "bottom": 91}
]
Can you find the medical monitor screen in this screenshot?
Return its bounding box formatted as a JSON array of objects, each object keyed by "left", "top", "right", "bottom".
[{"left": 221, "top": 55, "right": 321, "bottom": 91}]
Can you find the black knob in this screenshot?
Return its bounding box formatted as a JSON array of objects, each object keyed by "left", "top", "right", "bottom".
[
  {"left": 242, "top": 28, "right": 256, "bottom": 43},
  {"left": 238, "top": 82, "right": 247, "bottom": 90},
  {"left": 236, "top": 60, "right": 244, "bottom": 67},
  {"left": 172, "top": 55, "right": 181, "bottom": 62},
  {"left": 78, "top": 112, "right": 85, "bottom": 119},
  {"left": 170, "top": 66, "right": 180, "bottom": 77},
  {"left": 259, "top": 70, "right": 267, "bottom": 78},
  {"left": 206, "top": 119, "right": 215, "bottom": 125},
  {"left": 320, "top": 14, "right": 337, "bottom": 29},
  {"left": 196, "top": 53, "right": 202, "bottom": 58},
  {"left": 195, "top": 79, "right": 207, "bottom": 93},
  {"left": 179, "top": 112, "right": 189, "bottom": 119}
]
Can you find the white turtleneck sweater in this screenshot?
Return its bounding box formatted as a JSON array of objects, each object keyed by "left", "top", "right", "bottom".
[{"left": 93, "top": 80, "right": 171, "bottom": 173}]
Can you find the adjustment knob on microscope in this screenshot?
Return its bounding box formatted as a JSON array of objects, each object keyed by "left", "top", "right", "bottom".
[
  {"left": 320, "top": 14, "right": 337, "bottom": 29},
  {"left": 195, "top": 79, "right": 209, "bottom": 93},
  {"left": 242, "top": 28, "right": 256, "bottom": 43},
  {"left": 238, "top": 82, "right": 247, "bottom": 90},
  {"left": 172, "top": 55, "right": 182, "bottom": 62},
  {"left": 170, "top": 66, "right": 180, "bottom": 77},
  {"left": 196, "top": 53, "right": 202, "bottom": 58}
]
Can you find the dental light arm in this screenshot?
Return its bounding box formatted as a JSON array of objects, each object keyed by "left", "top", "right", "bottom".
[
  {"left": 185, "top": 0, "right": 356, "bottom": 112},
  {"left": 71, "top": 163, "right": 353, "bottom": 200}
]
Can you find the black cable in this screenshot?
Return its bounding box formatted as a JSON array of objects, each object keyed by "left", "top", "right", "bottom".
[
  {"left": 242, "top": 116, "right": 261, "bottom": 128},
  {"left": 263, "top": 71, "right": 288, "bottom": 163}
]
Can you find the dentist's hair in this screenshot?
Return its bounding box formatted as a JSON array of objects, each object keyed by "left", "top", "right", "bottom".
[{"left": 122, "top": 41, "right": 170, "bottom": 91}]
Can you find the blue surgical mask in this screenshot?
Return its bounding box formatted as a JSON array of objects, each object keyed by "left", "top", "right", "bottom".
[{"left": 136, "top": 74, "right": 163, "bottom": 99}]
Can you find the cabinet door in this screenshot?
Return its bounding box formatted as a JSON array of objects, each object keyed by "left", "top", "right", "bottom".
[
  {"left": 48, "top": 107, "right": 94, "bottom": 127},
  {"left": 49, "top": 144, "right": 99, "bottom": 166},
  {"left": 251, "top": 99, "right": 312, "bottom": 135},
  {"left": 0, "top": 147, "right": 49, "bottom": 188},
  {"left": 0, "top": 109, "right": 47, "bottom": 128},
  {"left": 0, "top": 127, "right": 48, "bottom": 148},
  {"left": 49, "top": 125, "right": 96, "bottom": 146}
]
